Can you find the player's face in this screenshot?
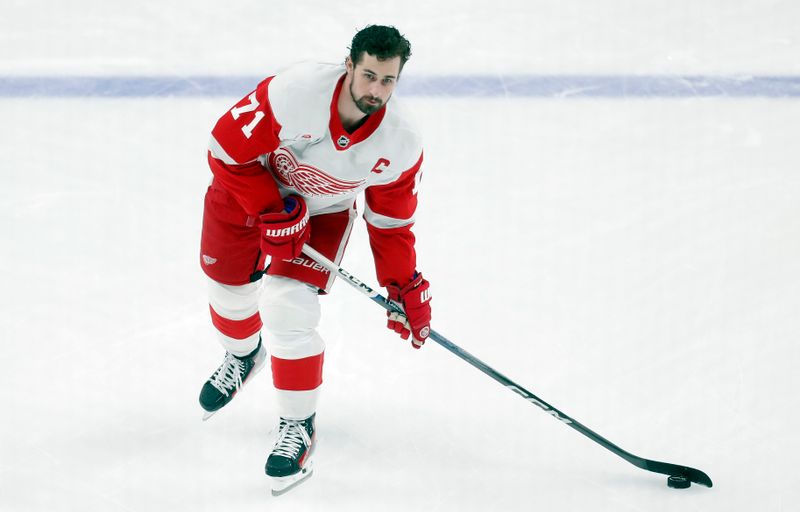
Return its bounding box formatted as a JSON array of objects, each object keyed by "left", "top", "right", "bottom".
[{"left": 347, "top": 53, "right": 401, "bottom": 115}]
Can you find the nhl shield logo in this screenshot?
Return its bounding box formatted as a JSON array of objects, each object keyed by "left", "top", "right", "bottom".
[{"left": 337, "top": 135, "right": 350, "bottom": 148}]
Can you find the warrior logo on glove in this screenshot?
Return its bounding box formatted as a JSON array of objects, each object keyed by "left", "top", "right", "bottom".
[
  {"left": 257, "top": 195, "right": 311, "bottom": 262},
  {"left": 386, "top": 273, "right": 432, "bottom": 349}
]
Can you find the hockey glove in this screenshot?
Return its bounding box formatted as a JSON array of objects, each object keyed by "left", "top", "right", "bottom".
[
  {"left": 386, "top": 273, "right": 432, "bottom": 349},
  {"left": 258, "top": 195, "right": 310, "bottom": 261}
]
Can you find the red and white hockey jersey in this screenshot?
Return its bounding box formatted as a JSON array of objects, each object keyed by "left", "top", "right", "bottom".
[{"left": 207, "top": 62, "right": 424, "bottom": 287}]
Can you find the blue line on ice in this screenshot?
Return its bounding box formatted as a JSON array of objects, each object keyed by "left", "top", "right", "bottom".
[{"left": 1, "top": 75, "right": 799, "bottom": 98}]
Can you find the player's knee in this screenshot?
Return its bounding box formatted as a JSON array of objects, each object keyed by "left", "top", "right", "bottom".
[
  {"left": 261, "top": 276, "right": 321, "bottom": 337},
  {"left": 207, "top": 278, "right": 262, "bottom": 318}
]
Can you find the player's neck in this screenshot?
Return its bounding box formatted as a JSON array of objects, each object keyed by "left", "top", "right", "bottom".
[{"left": 337, "top": 79, "right": 368, "bottom": 133}]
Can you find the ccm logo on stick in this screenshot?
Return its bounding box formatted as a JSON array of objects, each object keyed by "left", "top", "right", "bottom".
[{"left": 507, "top": 385, "right": 573, "bottom": 424}]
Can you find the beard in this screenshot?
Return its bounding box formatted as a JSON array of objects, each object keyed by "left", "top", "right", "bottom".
[{"left": 350, "top": 82, "right": 387, "bottom": 115}]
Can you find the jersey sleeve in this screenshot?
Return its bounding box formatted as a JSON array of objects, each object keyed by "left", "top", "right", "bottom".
[
  {"left": 364, "top": 152, "right": 424, "bottom": 287},
  {"left": 207, "top": 77, "right": 284, "bottom": 215}
]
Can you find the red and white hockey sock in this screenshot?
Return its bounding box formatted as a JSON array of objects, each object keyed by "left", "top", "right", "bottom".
[
  {"left": 261, "top": 276, "right": 325, "bottom": 419},
  {"left": 208, "top": 279, "right": 263, "bottom": 356},
  {"left": 271, "top": 350, "right": 324, "bottom": 419}
]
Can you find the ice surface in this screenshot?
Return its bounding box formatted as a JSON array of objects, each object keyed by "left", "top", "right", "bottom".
[{"left": 2, "top": 1, "right": 800, "bottom": 511}]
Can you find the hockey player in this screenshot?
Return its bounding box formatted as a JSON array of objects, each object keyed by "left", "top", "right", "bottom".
[{"left": 197, "top": 25, "right": 432, "bottom": 495}]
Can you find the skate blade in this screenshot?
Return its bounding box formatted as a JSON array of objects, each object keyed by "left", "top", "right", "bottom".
[
  {"left": 270, "top": 463, "right": 314, "bottom": 496},
  {"left": 201, "top": 410, "right": 217, "bottom": 421}
]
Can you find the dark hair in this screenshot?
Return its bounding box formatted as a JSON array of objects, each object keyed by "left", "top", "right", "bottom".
[{"left": 349, "top": 25, "right": 412, "bottom": 70}]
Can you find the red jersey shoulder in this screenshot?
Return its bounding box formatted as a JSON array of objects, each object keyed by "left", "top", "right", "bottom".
[{"left": 210, "top": 77, "right": 282, "bottom": 165}]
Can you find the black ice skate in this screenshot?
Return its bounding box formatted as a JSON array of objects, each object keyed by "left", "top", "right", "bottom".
[
  {"left": 266, "top": 414, "right": 316, "bottom": 496},
  {"left": 199, "top": 340, "right": 266, "bottom": 421}
]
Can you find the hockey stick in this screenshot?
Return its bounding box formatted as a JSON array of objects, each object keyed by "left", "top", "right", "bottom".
[{"left": 301, "top": 244, "right": 713, "bottom": 489}]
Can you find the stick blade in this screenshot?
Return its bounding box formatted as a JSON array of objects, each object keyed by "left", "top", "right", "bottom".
[{"left": 644, "top": 460, "right": 713, "bottom": 487}]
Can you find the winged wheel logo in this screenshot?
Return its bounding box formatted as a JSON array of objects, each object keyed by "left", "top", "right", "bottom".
[{"left": 268, "top": 149, "right": 365, "bottom": 197}]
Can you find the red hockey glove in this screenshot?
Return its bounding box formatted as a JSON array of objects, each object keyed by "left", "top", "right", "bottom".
[
  {"left": 386, "top": 273, "right": 432, "bottom": 349},
  {"left": 258, "top": 195, "right": 310, "bottom": 261}
]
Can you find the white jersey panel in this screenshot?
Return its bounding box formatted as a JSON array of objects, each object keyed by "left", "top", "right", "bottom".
[{"left": 259, "top": 62, "right": 423, "bottom": 216}]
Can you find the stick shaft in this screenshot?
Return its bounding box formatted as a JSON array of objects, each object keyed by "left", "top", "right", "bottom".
[{"left": 299, "top": 244, "right": 712, "bottom": 487}]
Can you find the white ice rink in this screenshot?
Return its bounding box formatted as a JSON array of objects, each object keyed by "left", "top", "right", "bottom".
[{"left": 2, "top": 1, "right": 799, "bottom": 511}]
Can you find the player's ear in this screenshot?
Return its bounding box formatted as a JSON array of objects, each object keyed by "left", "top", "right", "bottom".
[{"left": 345, "top": 56, "right": 353, "bottom": 74}]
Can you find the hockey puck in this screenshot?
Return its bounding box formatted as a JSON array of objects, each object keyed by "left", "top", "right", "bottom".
[{"left": 667, "top": 475, "right": 691, "bottom": 489}]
